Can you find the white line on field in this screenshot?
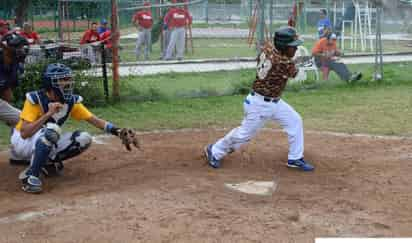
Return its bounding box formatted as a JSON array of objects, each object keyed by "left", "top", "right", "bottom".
[
  {"left": 90, "top": 128, "right": 412, "bottom": 145},
  {"left": 116, "top": 127, "right": 412, "bottom": 141},
  {"left": 0, "top": 208, "right": 62, "bottom": 224}
]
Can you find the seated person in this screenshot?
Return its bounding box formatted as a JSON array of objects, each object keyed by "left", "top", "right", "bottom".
[
  {"left": 19, "top": 22, "right": 41, "bottom": 45},
  {"left": 312, "top": 33, "right": 362, "bottom": 82}
]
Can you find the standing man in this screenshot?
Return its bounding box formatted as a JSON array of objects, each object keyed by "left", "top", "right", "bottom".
[
  {"left": 132, "top": 2, "right": 153, "bottom": 61},
  {"left": 80, "top": 22, "right": 101, "bottom": 63},
  {"left": 97, "top": 19, "right": 109, "bottom": 35},
  {"left": 0, "top": 33, "right": 28, "bottom": 127},
  {"left": 12, "top": 63, "right": 140, "bottom": 193},
  {"left": 204, "top": 27, "right": 314, "bottom": 172},
  {"left": 312, "top": 33, "right": 362, "bottom": 82},
  {"left": 19, "top": 22, "right": 41, "bottom": 45},
  {"left": 1, "top": 33, "right": 30, "bottom": 166},
  {"left": 0, "top": 20, "right": 10, "bottom": 38},
  {"left": 163, "top": 3, "right": 192, "bottom": 61},
  {"left": 317, "top": 9, "right": 332, "bottom": 38}
]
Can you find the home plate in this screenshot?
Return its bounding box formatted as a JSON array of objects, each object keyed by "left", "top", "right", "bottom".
[{"left": 225, "top": 180, "right": 277, "bottom": 196}]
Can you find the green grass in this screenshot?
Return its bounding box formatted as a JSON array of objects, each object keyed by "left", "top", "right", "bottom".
[{"left": 1, "top": 62, "right": 411, "bottom": 148}]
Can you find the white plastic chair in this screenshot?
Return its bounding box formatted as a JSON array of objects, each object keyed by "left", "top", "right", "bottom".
[{"left": 291, "top": 46, "right": 319, "bottom": 83}]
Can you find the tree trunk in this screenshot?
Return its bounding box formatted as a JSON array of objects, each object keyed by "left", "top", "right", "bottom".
[{"left": 15, "top": 0, "right": 31, "bottom": 27}]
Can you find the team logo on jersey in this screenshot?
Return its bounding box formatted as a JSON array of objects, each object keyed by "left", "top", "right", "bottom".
[{"left": 257, "top": 52, "right": 272, "bottom": 80}]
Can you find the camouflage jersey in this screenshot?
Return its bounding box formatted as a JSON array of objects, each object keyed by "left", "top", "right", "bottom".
[{"left": 252, "top": 42, "right": 298, "bottom": 98}]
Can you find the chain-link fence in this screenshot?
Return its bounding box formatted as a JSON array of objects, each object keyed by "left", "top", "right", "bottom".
[{"left": 1, "top": 0, "right": 412, "bottom": 104}]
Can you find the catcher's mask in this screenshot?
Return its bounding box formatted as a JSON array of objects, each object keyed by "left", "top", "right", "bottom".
[
  {"left": 1, "top": 32, "right": 29, "bottom": 64},
  {"left": 42, "top": 63, "right": 74, "bottom": 103}
]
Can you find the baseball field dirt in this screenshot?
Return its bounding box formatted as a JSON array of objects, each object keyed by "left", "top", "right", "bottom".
[{"left": 0, "top": 129, "right": 411, "bottom": 243}]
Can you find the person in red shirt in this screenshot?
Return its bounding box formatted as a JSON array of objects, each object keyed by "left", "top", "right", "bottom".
[
  {"left": 0, "top": 20, "right": 10, "bottom": 38},
  {"left": 163, "top": 3, "right": 192, "bottom": 60},
  {"left": 132, "top": 2, "right": 153, "bottom": 60},
  {"left": 80, "top": 22, "right": 100, "bottom": 45},
  {"left": 80, "top": 22, "right": 101, "bottom": 63},
  {"left": 20, "top": 22, "right": 41, "bottom": 45}
]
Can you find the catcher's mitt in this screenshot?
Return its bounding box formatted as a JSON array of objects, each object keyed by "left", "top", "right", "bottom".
[{"left": 118, "top": 128, "right": 141, "bottom": 151}]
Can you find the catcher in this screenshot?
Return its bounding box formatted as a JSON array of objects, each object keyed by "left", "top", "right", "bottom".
[{"left": 11, "top": 63, "right": 140, "bottom": 194}]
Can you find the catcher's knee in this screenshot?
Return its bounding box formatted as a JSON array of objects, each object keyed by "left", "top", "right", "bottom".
[
  {"left": 41, "top": 124, "right": 62, "bottom": 147},
  {"left": 52, "top": 131, "right": 92, "bottom": 162},
  {"left": 72, "top": 131, "right": 92, "bottom": 150}
]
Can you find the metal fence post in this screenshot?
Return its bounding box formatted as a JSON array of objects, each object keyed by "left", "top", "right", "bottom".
[{"left": 101, "top": 43, "right": 109, "bottom": 101}]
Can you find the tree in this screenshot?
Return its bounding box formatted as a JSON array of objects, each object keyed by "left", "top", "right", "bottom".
[{"left": 15, "top": 0, "right": 31, "bottom": 26}]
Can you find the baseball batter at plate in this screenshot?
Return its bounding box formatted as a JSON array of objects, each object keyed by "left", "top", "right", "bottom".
[
  {"left": 204, "top": 27, "right": 314, "bottom": 171},
  {"left": 11, "top": 63, "right": 140, "bottom": 194}
]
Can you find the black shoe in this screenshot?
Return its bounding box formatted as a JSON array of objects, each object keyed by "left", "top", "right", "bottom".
[
  {"left": 349, "top": 72, "right": 362, "bottom": 83},
  {"left": 21, "top": 175, "right": 42, "bottom": 194},
  {"left": 41, "top": 162, "right": 64, "bottom": 177},
  {"left": 9, "top": 159, "right": 30, "bottom": 166}
]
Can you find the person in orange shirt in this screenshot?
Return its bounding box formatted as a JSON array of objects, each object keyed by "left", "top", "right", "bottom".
[
  {"left": 312, "top": 33, "right": 361, "bottom": 82},
  {"left": 11, "top": 63, "right": 135, "bottom": 193},
  {"left": 20, "top": 22, "right": 41, "bottom": 45}
]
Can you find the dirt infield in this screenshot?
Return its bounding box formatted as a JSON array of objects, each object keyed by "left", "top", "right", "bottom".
[{"left": 0, "top": 129, "right": 411, "bottom": 243}]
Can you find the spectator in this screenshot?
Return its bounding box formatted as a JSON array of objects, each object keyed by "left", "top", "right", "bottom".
[
  {"left": 160, "top": 5, "right": 176, "bottom": 60},
  {"left": 163, "top": 3, "right": 192, "bottom": 60},
  {"left": 0, "top": 20, "right": 9, "bottom": 38},
  {"left": 0, "top": 33, "right": 29, "bottom": 129},
  {"left": 99, "top": 29, "right": 112, "bottom": 62},
  {"left": 100, "top": 30, "right": 112, "bottom": 49},
  {"left": 97, "top": 19, "right": 109, "bottom": 35},
  {"left": 317, "top": 9, "right": 332, "bottom": 38},
  {"left": 132, "top": 2, "right": 153, "bottom": 60},
  {"left": 80, "top": 22, "right": 100, "bottom": 44},
  {"left": 312, "top": 33, "right": 362, "bottom": 82},
  {"left": 19, "top": 22, "right": 41, "bottom": 45},
  {"left": 80, "top": 22, "right": 101, "bottom": 63}
]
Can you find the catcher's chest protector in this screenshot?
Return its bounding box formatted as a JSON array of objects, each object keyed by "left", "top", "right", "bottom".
[{"left": 26, "top": 91, "right": 81, "bottom": 126}]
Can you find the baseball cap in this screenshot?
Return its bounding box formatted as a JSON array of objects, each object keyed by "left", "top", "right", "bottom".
[
  {"left": 100, "top": 19, "right": 108, "bottom": 25},
  {"left": 330, "top": 33, "right": 337, "bottom": 39}
]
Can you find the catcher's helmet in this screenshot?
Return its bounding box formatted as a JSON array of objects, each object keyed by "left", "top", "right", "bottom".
[
  {"left": 42, "top": 63, "right": 74, "bottom": 103},
  {"left": 274, "top": 27, "right": 303, "bottom": 48}
]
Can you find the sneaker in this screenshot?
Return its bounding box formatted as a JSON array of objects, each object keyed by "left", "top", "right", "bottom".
[
  {"left": 349, "top": 72, "right": 362, "bottom": 82},
  {"left": 287, "top": 158, "right": 314, "bottom": 171},
  {"left": 204, "top": 144, "right": 221, "bottom": 168},
  {"left": 41, "top": 161, "right": 64, "bottom": 177},
  {"left": 22, "top": 175, "right": 42, "bottom": 193}
]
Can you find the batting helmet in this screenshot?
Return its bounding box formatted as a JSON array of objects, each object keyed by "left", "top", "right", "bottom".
[
  {"left": 42, "top": 63, "right": 74, "bottom": 103},
  {"left": 274, "top": 27, "right": 303, "bottom": 49}
]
